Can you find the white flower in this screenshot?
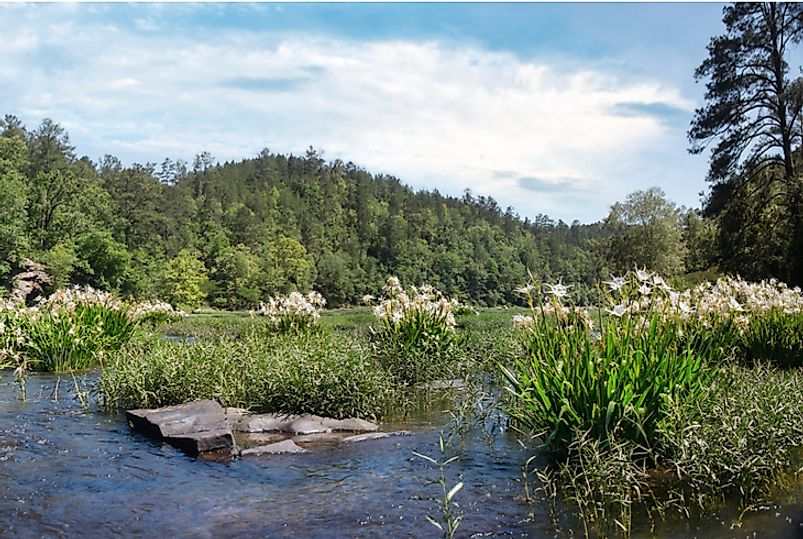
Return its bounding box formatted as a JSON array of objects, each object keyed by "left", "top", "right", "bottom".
[
  {"left": 604, "top": 276, "right": 626, "bottom": 293},
  {"left": 606, "top": 304, "right": 628, "bottom": 317},
  {"left": 545, "top": 282, "right": 570, "bottom": 299},
  {"left": 512, "top": 314, "right": 534, "bottom": 328},
  {"left": 635, "top": 267, "right": 652, "bottom": 282},
  {"left": 637, "top": 284, "right": 653, "bottom": 296},
  {"left": 514, "top": 284, "right": 535, "bottom": 294}
]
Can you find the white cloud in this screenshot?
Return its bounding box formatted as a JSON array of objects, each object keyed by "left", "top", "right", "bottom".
[{"left": 1, "top": 9, "right": 702, "bottom": 222}]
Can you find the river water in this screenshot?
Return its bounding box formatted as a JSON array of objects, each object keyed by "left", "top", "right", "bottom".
[{"left": 1, "top": 372, "right": 801, "bottom": 538}]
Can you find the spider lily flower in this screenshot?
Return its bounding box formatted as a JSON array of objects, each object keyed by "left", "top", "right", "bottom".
[
  {"left": 545, "top": 282, "right": 570, "bottom": 299},
  {"left": 603, "top": 276, "right": 627, "bottom": 293},
  {"left": 512, "top": 314, "right": 535, "bottom": 328},
  {"left": 635, "top": 267, "right": 652, "bottom": 282},
  {"left": 514, "top": 284, "right": 535, "bottom": 295},
  {"left": 606, "top": 304, "right": 628, "bottom": 317}
]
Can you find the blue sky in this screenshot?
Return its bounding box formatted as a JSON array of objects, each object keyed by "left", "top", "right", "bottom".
[{"left": 1, "top": 3, "right": 729, "bottom": 223}]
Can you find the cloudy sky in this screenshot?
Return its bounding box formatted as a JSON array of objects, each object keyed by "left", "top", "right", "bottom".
[{"left": 1, "top": 3, "right": 727, "bottom": 223}]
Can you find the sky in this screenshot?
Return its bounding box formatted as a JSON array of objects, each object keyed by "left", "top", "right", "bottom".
[{"left": 0, "top": 2, "right": 729, "bottom": 223}]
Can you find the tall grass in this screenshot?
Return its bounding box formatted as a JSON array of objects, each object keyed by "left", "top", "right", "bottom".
[{"left": 100, "top": 330, "right": 394, "bottom": 420}]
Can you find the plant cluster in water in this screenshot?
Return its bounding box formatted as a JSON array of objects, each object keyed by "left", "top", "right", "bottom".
[
  {"left": 503, "top": 269, "right": 803, "bottom": 536},
  {"left": 0, "top": 285, "right": 182, "bottom": 373}
]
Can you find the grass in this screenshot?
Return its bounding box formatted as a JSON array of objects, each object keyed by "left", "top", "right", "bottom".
[
  {"left": 100, "top": 329, "right": 395, "bottom": 420},
  {"left": 533, "top": 364, "right": 803, "bottom": 537}
]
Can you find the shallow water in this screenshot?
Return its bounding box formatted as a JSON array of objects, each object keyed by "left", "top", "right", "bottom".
[{"left": 1, "top": 372, "right": 801, "bottom": 538}]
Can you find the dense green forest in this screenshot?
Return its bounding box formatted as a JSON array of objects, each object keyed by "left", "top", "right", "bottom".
[{"left": 0, "top": 113, "right": 719, "bottom": 308}]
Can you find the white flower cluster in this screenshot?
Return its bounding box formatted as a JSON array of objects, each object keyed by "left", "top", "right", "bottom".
[
  {"left": 38, "top": 285, "right": 124, "bottom": 314},
  {"left": 129, "top": 300, "right": 184, "bottom": 321},
  {"left": 603, "top": 269, "right": 803, "bottom": 323},
  {"left": 258, "top": 291, "right": 326, "bottom": 327},
  {"left": 513, "top": 278, "right": 593, "bottom": 331},
  {"left": 371, "top": 276, "right": 458, "bottom": 330}
]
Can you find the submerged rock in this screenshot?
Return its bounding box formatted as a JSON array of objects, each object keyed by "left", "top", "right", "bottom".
[
  {"left": 341, "top": 431, "right": 412, "bottom": 444},
  {"left": 236, "top": 413, "right": 378, "bottom": 435},
  {"left": 240, "top": 439, "right": 309, "bottom": 456},
  {"left": 126, "top": 400, "right": 234, "bottom": 458}
]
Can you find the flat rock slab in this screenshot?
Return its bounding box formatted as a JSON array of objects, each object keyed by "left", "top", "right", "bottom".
[
  {"left": 241, "top": 439, "right": 308, "bottom": 457},
  {"left": 126, "top": 400, "right": 234, "bottom": 457},
  {"left": 342, "top": 431, "right": 413, "bottom": 444},
  {"left": 237, "top": 414, "right": 378, "bottom": 435}
]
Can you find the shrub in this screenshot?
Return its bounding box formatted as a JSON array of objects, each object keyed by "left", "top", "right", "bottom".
[
  {"left": 1, "top": 286, "right": 179, "bottom": 372},
  {"left": 25, "top": 286, "right": 139, "bottom": 372},
  {"left": 129, "top": 300, "right": 184, "bottom": 327}
]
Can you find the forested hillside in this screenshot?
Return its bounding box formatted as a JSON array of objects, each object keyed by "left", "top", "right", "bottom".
[{"left": 0, "top": 115, "right": 611, "bottom": 307}]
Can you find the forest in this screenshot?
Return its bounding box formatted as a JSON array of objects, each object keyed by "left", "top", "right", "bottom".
[{"left": 1, "top": 115, "right": 723, "bottom": 309}]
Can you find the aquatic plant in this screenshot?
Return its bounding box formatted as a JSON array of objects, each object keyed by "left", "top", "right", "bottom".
[
  {"left": 507, "top": 270, "right": 803, "bottom": 536},
  {"left": 414, "top": 432, "right": 464, "bottom": 539},
  {"left": 129, "top": 300, "right": 184, "bottom": 327},
  {"left": 256, "top": 291, "right": 326, "bottom": 333},
  {"left": 503, "top": 276, "right": 712, "bottom": 456},
  {"left": 368, "top": 277, "right": 463, "bottom": 385},
  {"left": 0, "top": 286, "right": 180, "bottom": 372}
]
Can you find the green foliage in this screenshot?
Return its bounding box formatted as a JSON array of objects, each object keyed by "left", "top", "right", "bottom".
[
  {"left": 99, "top": 331, "right": 393, "bottom": 420},
  {"left": 739, "top": 309, "right": 803, "bottom": 368},
  {"left": 163, "top": 249, "right": 207, "bottom": 309},
  {"left": 504, "top": 310, "right": 711, "bottom": 457},
  {"left": 0, "top": 116, "right": 616, "bottom": 308},
  {"left": 602, "top": 187, "right": 687, "bottom": 277},
  {"left": 0, "top": 135, "right": 30, "bottom": 278},
  {"left": 72, "top": 231, "right": 131, "bottom": 292},
  {"left": 690, "top": 3, "right": 803, "bottom": 286},
  {"left": 659, "top": 364, "right": 803, "bottom": 508},
  {"left": 370, "top": 278, "right": 463, "bottom": 385},
  {"left": 212, "top": 243, "right": 263, "bottom": 308},
  {"left": 25, "top": 304, "right": 139, "bottom": 372}
]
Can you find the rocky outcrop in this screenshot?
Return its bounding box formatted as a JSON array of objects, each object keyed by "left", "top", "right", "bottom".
[
  {"left": 10, "top": 259, "right": 51, "bottom": 305},
  {"left": 240, "top": 439, "right": 308, "bottom": 457},
  {"left": 126, "top": 400, "right": 234, "bottom": 458},
  {"left": 127, "top": 400, "right": 403, "bottom": 460}
]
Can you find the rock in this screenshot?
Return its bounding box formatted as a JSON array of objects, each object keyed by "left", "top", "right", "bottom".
[
  {"left": 236, "top": 413, "right": 378, "bottom": 435},
  {"left": 168, "top": 429, "right": 235, "bottom": 457},
  {"left": 240, "top": 439, "right": 308, "bottom": 456},
  {"left": 10, "top": 259, "right": 52, "bottom": 305},
  {"left": 126, "top": 400, "right": 234, "bottom": 457},
  {"left": 342, "top": 431, "right": 412, "bottom": 444},
  {"left": 237, "top": 414, "right": 295, "bottom": 433},
  {"left": 324, "top": 418, "right": 380, "bottom": 433}
]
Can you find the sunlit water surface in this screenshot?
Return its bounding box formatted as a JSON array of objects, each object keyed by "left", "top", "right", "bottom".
[{"left": 1, "top": 372, "right": 801, "bottom": 538}]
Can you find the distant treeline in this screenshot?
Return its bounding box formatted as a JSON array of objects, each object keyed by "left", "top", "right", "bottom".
[{"left": 0, "top": 115, "right": 721, "bottom": 309}]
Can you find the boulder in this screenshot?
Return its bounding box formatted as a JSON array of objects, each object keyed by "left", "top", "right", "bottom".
[{"left": 126, "top": 400, "right": 234, "bottom": 457}]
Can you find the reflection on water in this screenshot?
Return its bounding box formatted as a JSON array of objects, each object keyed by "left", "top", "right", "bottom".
[{"left": 0, "top": 372, "right": 801, "bottom": 538}]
